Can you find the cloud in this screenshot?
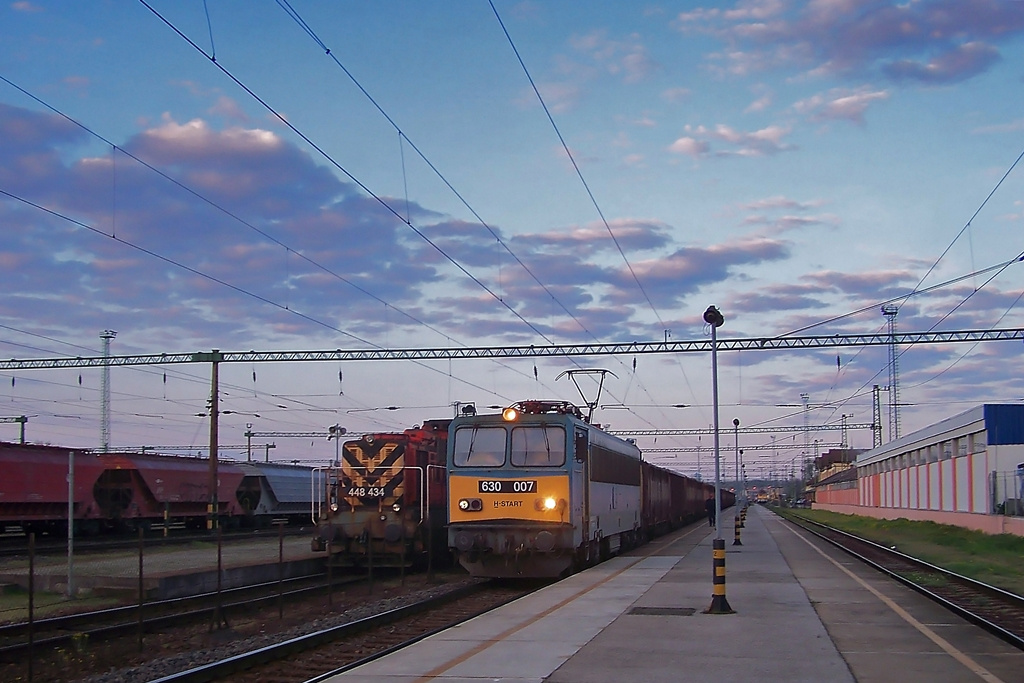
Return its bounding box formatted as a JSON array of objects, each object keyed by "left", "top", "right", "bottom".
[
  {"left": 792, "top": 86, "right": 890, "bottom": 123},
  {"left": 802, "top": 269, "right": 917, "bottom": 301},
  {"left": 208, "top": 96, "right": 249, "bottom": 123},
  {"left": 732, "top": 283, "right": 830, "bottom": 315},
  {"left": 522, "top": 29, "right": 659, "bottom": 114},
  {"left": 667, "top": 136, "right": 710, "bottom": 157},
  {"left": 514, "top": 219, "right": 673, "bottom": 254},
  {"left": 668, "top": 123, "right": 795, "bottom": 157},
  {"left": 605, "top": 237, "right": 791, "bottom": 308},
  {"left": 674, "top": 0, "right": 1024, "bottom": 84},
  {"left": 971, "top": 118, "right": 1024, "bottom": 134},
  {"left": 569, "top": 30, "right": 659, "bottom": 83},
  {"left": 883, "top": 42, "right": 1001, "bottom": 83},
  {"left": 519, "top": 82, "right": 581, "bottom": 114},
  {"left": 12, "top": 1, "right": 43, "bottom": 12},
  {"left": 739, "top": 195, "right": 825, "bottom": 212},
  {"left": 661, "top": 87, "right": 692, "bottom": 102}
]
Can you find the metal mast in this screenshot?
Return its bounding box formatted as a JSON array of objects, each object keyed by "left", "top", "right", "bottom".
[
  {"left": 871, "top": 384, "right": 883, "bottom": 448},
  {"left": 99, "top": 330, "right": 116, "bottom": 452},
  {"left": 881, "top": 305, "right": 900, "bottom": 441},
  {"left": 801, "top": 392, "right": 810, "bottom": 478}
]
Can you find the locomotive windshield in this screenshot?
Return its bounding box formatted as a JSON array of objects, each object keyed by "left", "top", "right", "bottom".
[
  {"left": 453, "top": 425, "right": 566, "bottom": 468},
  {"left": 511, "top": 426, "right": 565, "bottom": 466},
  {"left": 453, "top": 426, "right": 506, "bottom": 466}
]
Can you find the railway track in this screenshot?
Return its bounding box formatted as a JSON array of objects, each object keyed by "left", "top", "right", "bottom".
[
  {"left": 0, "top": 526, "right": 311, "bottom": 559},
  {"left": 782, "top": 513, "right": 1024, "bottom": 649},
  {"left": 0, "top": 569, "right": 487, "bottom": 683},
  {"left": 0, "top": 573, "right": 350, "bottom": 660},
  {"left": 156, "top": 580, "right": 537, "bottom": 683}
]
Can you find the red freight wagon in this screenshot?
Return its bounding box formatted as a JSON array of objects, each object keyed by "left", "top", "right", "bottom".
[
  {"left": 0, "top": 442, "right": 107, "bottom": 535},
  {"left": 95, "top": 452, "right": 246, "bottom": 530}
]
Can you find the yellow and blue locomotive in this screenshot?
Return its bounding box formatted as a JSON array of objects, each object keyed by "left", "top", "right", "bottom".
[
  {"left": 447, "top": 400, "right": 725, "bottom": 578},
  {"left": 447, "top": 400, "right": 650, "bottom": 578},
  {"left": 313, "top": 419, "right": 449, "bottom": 567}
]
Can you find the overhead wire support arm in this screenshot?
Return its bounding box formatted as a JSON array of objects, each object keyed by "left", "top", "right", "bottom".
[
  {"left": 611, "top": 424, "right": 873, "bottom": 437},
  {"left": 1, "top": 328, "right": 1023, "bottom": 370}
]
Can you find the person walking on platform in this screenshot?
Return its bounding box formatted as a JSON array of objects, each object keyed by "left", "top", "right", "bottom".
[{"left": 705, "top": 495, "right": 716, "bottom": 526}]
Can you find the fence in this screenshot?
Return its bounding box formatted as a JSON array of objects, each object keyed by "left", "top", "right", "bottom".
[{"left": 991, "top": 468, "right": 1024, "bottom": 516}]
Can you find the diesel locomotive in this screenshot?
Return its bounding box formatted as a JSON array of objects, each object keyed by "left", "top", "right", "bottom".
[
  {"left": 312, "top": 419, "right": 450, "bottom": 567},
  {"left": 447, "top": 400, "right": 725, "bottom": 578}
]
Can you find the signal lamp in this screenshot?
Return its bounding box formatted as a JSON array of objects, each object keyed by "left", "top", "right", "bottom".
[{"left": 502, "top": 406, "right": 519, "bottom": 422}]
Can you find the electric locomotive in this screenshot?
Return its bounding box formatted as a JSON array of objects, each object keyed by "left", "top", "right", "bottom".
[
  {"left": 447, "top": 400, "right": 645, "bottom": 578},
  {"left": 313, "top": 419, "right": 450, "bottom": 567}
]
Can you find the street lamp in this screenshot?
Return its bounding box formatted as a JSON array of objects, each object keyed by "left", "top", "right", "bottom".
[
  {"left": 702, "top": 304, "right": 733, "bottom": 614},
  {"left": 327, "top": 424, "right": 347, "bottom": 466},
  {"left": 704, "top": 305, "right": 725, "bottom": 540},
  {"left": 733, "top": 418, "right": 740, "bottom": 498}
]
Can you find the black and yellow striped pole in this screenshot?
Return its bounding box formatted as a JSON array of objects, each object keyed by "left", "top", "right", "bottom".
[
  {"left": 705, "top": 538, "right": 734, "bottom": 614},
  {"left": 732, "top": 512, "right": 743, "bottom": 546}
]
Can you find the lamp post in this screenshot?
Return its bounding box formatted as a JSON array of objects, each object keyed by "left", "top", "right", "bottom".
[
  {"left": 328, "top": 424, "right": 346, "bottom": 466},
  {"left": 704, "top": 305, "right": 725, "bottom": 540},
  {"left": 246, "top": 423, "right": 253, "bottom": 463},
  {"left": 702, "top": 304, "right": 733, "bottom": 614},
  {"left": 733, "top": 418, "right": 740, "bottom": 500}
]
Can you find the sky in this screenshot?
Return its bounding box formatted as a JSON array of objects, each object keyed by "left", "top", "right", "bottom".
[{"left": 2, "top": 0, "right": 1024, "bottom": 479}]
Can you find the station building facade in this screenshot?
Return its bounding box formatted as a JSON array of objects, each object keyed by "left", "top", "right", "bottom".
[{"left": 815, "top": 404, "right": 1024, "bottom": 536}]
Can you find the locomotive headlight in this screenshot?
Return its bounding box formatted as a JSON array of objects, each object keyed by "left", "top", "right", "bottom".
[
  {"left": 502, "top": 406, "right": 519, "bottom": 422},
  {"left": 459, "top": 499, "right": 470, "bottom": 511},
  {"left": 392, "top": 502, "right": 402, "bottom": 513},
  {"left": 535, "top": 497, "right": 567, "bottom": 512},
  {"left": 535, "top": 496, "right": 558, "bottom": 511},
  {"left": 458, "top": 498, "right": 483, "bottom": 511},
  {"left": 330, "top": 503, "right": 339, "bottom": 513}
]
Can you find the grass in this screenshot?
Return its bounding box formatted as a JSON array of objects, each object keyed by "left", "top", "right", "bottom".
[
  {"left": 0, "top": 586, "right": 123, "bottom": 625},
  {"left": 775, "top": 507, "right": 1024, "bottom": 596}
]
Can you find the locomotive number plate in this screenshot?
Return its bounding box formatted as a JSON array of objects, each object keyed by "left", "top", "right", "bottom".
[
  {"left": 346, "top": 486, "right": 386, "bottom": 497},
  {"left": 478, "top": 480, "right": 537, "bottom": 493}
]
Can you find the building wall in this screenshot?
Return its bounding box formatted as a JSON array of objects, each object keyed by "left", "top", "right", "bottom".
[
  {"left": 859, "top": 451, "right": 995, "bottom": 514},
  {"left": 815, "top": 483, "right": 858, "bottom": 506}
]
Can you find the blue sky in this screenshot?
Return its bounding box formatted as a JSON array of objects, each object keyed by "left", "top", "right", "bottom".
[{"left": 2, "top": 1, "right": 1024, "bottom": 477}]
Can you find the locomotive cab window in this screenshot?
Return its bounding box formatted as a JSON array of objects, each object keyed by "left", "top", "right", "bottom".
[
  {"left": 511, "top": 426, "right": 565, "bottom": 466},
  {"left": 453, "top": 426, "right": 506, "bottom": 467}
]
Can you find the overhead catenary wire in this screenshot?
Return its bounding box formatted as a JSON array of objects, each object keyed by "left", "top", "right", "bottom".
[
  {"left": 487, "top": 0, "right": 701, "bottom": 440},
  {"left": 132, "top": 1, "right": 673, "bottom": 435},
  {"left": 0, "top": 74, "right": 562, "bottom": 412},
  {"left": 0, "top": 187, "right": 522, "bottom": 413},
  {"left": 269, "top": 0, "right": 672, "bottom": 434}
]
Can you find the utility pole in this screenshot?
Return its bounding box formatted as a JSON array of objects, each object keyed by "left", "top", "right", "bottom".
[{"left": 194, "top": 350, "right": 223, "bottom": 531}]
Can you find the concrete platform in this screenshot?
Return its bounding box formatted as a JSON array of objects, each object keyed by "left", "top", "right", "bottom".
[
  {"left": 327, "top": 505, "right": 1023, "bottom": 683},
  {"left": 0, "top": 534, "right": 325, "bottom": 599}
]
